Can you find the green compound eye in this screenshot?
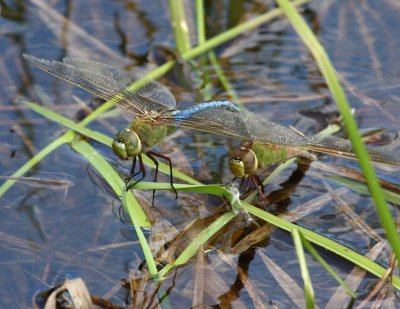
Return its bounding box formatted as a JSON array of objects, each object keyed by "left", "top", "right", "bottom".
[
  {"left": 112, "top": 128, "right": 142, "bottom": 160},
  {"left": 229, "top": 148, "right": 258, "bottom": 178},
  {"left": 229, "top": 155, "right": 246, "bottom": 178}
]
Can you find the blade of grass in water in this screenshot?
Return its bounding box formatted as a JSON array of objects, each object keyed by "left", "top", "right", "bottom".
[
  {"left": 301, "top": 235, "right": 357, "bottom": 299},
  {"left": 245, "top": 201, "right": 400, "bottom": 289},
  {"left": 168, "top": 0, "right": 191, "bottom": 54},
  {"left": 128, "top": 181, "right": 400, "bottom": 288},
  {"left": 21, "top": 100, "right": 201, "bottom": 186},
  {"left": 0, "top": 131, "right": 75, "bottom": 197},
  {"left": 71, "top": 140, "right": 150, "bottom": 227},
  {"left": 275, "top": 0, "right": 400, "bottom": 266},
  {"left": 327, "top": 175, "right": 400, "bottom": 206},
  {"left": 158, "top": 211, "right": 236, "bottom": 278},
  {"left": 292, "top": 229, "right": 315, "bottom": 309},
  {"left": 195, "top": 0, "right": 212, "bottom": 100}
]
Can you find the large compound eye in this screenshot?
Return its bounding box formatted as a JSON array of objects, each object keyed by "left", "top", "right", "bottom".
[
  {"left": 229, "top": 149, "right": 246, "bottom": 177},
  {"left": 111, "top": 128, "right": 142, "bottom": 160},
  {"left": 228, "top": 148, "right": 258, "bottom": 177},
  {"left": 112, "top": 138, "right": 129, "bottom": 160},
  {"left": 229, "top": 156, "right": 246, "bottom": 177}
]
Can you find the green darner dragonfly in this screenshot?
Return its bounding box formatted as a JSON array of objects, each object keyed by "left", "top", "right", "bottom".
[
  {"left": 23, "top": 55, "right": 400, "bottom": 197},
  {"left": 23, "top": 54, "right": 238, "bottom": 196}
]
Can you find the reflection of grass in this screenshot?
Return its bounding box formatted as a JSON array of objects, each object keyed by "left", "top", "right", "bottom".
[{"left": 4, "top": 0, "right": 400, "bottom": 305}]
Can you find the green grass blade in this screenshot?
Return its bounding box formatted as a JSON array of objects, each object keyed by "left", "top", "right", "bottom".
[
  {"left": 195, "top": 0, "right": 212, "bottom": 100},
  {"left": 292, "top": 229, "right": 315, "bottom": 309},
  {"left": 327, "top": 175, "right": 400, "bottom": 206},
  {"left": 71, "top": 140, "right": 150, "bottom": 227},
  {"left": 244, "top": 202, "right": 400, "bottom": 289},
  {"left": 208, "top": 51, "right": 242, "bottom": 106},
  {"left": 132, "top": 182, "right": 243, "bottom": 213},
  {"left": 168, "top": 0, "right": 191, "bottom": 53},
  {"left": 158, "top": 211, "right": 236, "bottom": 278},
  {"left": 22, "top": 100, "right": 111, "bottom": 146},
  {"left": 183, "top": 0, "right": 311, "bottom": 63},
  {"left": 134, "top": 180, "right": 400, "bottom": 289},
  {"left": 0, "top": 131, "right": 75, "bottom": 197},
  {"left": 275, "top": 0, "right": 400, "bottom": 267},
  {"left": 120, "top": 190, "right": 158, "bottom": 277},
  {"left": 301, "top": 235, "right": 357, "bottom": 299},
  {"left": 21, "top": 100, "right": 201, "bottom": 185}
]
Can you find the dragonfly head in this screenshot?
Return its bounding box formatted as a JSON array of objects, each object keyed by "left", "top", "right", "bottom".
[
  {"left": 112, "top": 128, "right": 142, "bottom": 160},
  {"left": 229, "top": 147, "right": 258, "bottom": 178}
]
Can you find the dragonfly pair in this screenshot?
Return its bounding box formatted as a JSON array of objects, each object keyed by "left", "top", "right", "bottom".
[{"left": 23, "top": 55, "right": 400, "bottom": 201}]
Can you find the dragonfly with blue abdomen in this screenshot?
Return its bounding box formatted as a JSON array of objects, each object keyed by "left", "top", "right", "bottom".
[{"left": 23, "top": 55, "right": 400, "bottom": 197}]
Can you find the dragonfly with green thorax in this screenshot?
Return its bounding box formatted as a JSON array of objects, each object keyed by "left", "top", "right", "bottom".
[
  {"left": 23, "top": 54, "right": 238, "bottom": 196},
  {"left": 23, "top": 55, "right": 400, "bottom": 197}
]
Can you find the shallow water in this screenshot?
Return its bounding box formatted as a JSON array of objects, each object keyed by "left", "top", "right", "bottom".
[{"left": 1, "top": 0, "right": 400, "bottom": 307}]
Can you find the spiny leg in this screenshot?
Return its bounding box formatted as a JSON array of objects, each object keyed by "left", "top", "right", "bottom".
[
  {"left": 125, "top": 154, "right": 146, "bottom": 190},
  {"left": 231, "top": 176, "right": 250, "bottom": 195},
  {"left": 233, "top": 175, "right": 265, "bottom": 199},
  {"left": 124, "top": 157, "right": 136, "bottom": 190},
  {"left": 124, "top": 156, "right": 137, "bottom": 186},
  {"left": 251, "top": 174, "right": 265, "bottom": 199},
  {"left": 147, "top": 151, "right": 178, "bottom": 199},
  {"left": 125, "top": 156, "right": 146, "bottom": 185},
  {"left": 240, "top": 176, "right": 245, "bottom": 190},
  {"left": 145, "top": 152, "right": 159, "bottom": 206},
  {"left": 244, "top": 176, "right": 252, "bottom": 192}
]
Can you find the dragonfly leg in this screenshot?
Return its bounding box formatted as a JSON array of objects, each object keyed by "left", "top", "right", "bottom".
[
  {"left": 130, "top": 156, "right": 137, "bottom": 176},
  {"left": 240, "top": 177, "right": 245, "bottom": 190},
  {"left": 125, "top": 154, "right": 146, "bottom": 190},
  {"left": 233, "top": 175, "right": 265, "bottom": 199},
  {"left": 146, "top": 151, "right": 178, "bottom": 199},
  {"left": 145, "top": 152, "right": 159, "bottom": 206},
  {"left": 244, "top": 176, "right": 251, "bottom": 191},
  {"left": 125, "top": 156, "right": 138, "bottom": 185},
  {"left": 251, "top": 175, "right": 265, "bottom": 199}
]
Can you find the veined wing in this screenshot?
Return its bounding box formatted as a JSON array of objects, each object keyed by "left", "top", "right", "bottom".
[
  {"left": 164, "top": 103, "right": 400, "bottom": 164},
  {"left": 159, "top": 103, "right": 308, "bottom": 146},
  {"left": 307, "top": 135, "right": 400, "bottom": 165},
  {"left": 23, "top": 55, "right": 176, "bottom": 115}
]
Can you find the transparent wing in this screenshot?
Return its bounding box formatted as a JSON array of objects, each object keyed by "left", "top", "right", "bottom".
[
  {"left": 158, "top": 103, "right": 308, "bottom": 146},
  {"left": 23, "top": 54, "right": 176, "bottom": 115},
  {"left": 161, "top": 103, "right": 400, "bottom": 164},
  {"left": 308, "top": 135, "right": 400, "bottom": 164}
]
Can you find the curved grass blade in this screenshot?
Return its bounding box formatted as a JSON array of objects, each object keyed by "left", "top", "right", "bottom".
[
  {"left": 158, "top": 211, "right": 236, "bottom": 278},
  {"left": 245, "top": 202, "right": 400, "bottom": 289},
  {"left": 132, "top": 181, "right": 400, "bottom": 288},
  {"left": 21, "top": 100, "right": 201, "bottom": 185},
  {"left": 301, "top": 235, "right": 357, "bottom": 299},
  {"left": 327, "top": 175, "right": 400, "bottom": 206},
  {"left": 292, "top": 229, "right": 315, "bottom": 309},
  {"left": 0, "top": 131, "right": 75, "bottom": 197},
  {"left": 71, "top": 139, "right": 150, "bottom": 227},
  {"left": 132, "top": 182, "right": 243, "bottom": 213},
  {"left": 120, "top": 190, "right": 158, "bottom": 277},
  {"left": 168, "top": 0, "right": 191, "bottom": 53},
  {"left": 275, "top": 0, "right": 400, "bottom": 265}
]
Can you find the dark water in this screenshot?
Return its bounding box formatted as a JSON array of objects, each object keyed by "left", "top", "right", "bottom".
[{"left": 1, "top": 0, "right": 400, "bottom": 307}]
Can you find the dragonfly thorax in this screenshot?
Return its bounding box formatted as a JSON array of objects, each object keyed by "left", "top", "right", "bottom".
[
  {"left": 112, "top": 128, "right": 142, "bottom": 160},
  {"left": 129, "top": 117, "right": 175, "bottom": 149}
]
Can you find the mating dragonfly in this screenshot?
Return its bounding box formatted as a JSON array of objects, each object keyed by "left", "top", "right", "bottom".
[{"left": 24, "top": 55, "right": 400, "bottom": 198}]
